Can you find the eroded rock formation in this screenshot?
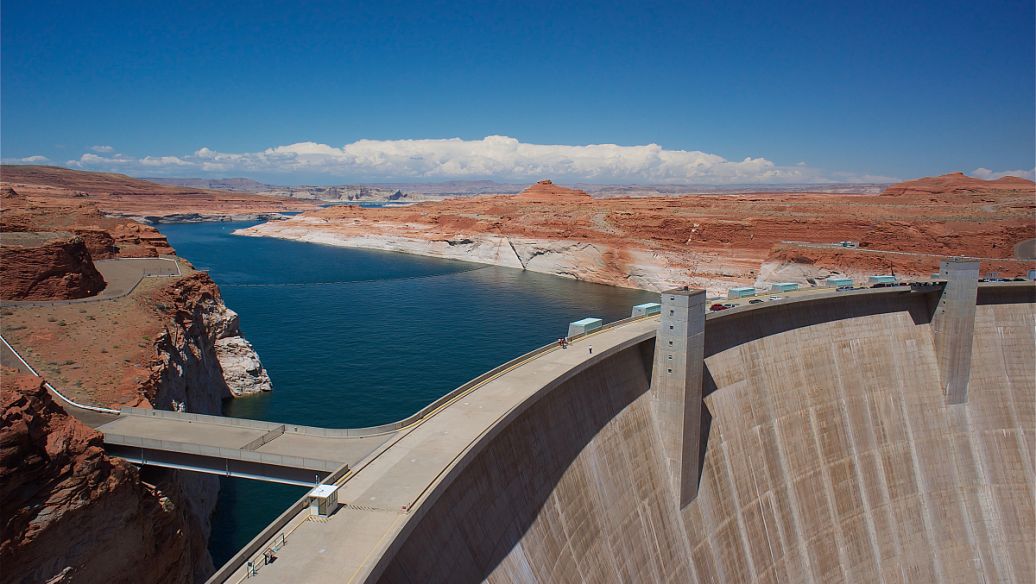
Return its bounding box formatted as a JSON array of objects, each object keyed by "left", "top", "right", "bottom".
[
  {"left": 0, "top": 232, "right": 107, "bottom": 300},
  {"left": 0, "top": 369, "right": 202, "bottom": 584}
]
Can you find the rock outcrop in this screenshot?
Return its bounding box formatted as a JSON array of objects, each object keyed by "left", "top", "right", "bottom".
[
  {"left": 513, "top": 179, "right": 593, "bottom": 203},
  {"left": 881, "top": 171, "right": 1035, "bottom": 196},
  {"left": 144, "top": 273, "right": 271, "bottom": 407},
  {"left": 0, "top": 232, "right": 107, "bottom": 300},
  {"left": 215, "top": 336, "right": 273, "bottom": 396},
  {"left": 0, "top": 369, "right": 201, "bottom": 584}
]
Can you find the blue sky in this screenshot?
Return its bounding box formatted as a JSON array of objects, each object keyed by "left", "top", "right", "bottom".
[{"left": 2, "top": 0, "right": 1033, "bottom": 184}]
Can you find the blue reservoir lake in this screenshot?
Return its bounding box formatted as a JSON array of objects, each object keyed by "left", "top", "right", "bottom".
[{"left": 158, "top": 220, "right": 658, "bottom": 567}]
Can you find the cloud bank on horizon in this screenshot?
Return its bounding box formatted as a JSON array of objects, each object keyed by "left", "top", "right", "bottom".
[
  {"left": 7, "top": 135, "right": 1034, "bottom": 184},
  {"left": 59, "top": 136, "right": 882, "bottom": 184}
]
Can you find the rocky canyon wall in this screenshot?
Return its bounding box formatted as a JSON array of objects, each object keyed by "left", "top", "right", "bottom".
[{"left": 0, "top": 371, "right": 201, "bottom": 584}]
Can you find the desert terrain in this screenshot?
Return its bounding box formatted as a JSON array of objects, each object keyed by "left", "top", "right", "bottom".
[
  {"left": 239, "top": 173, "right": 1036, "bottom": 294},
  {"left": 1, "top": 165, "right": 318, "bottom": 222}
]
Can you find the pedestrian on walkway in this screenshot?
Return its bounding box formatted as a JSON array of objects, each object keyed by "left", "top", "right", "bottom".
[{"left": 588, "top": 345, "right": 593, "bottom": 355}]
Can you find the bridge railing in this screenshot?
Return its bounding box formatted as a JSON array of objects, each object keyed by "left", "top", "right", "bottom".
[{"left": 0, "top": 333, "right": 120, "bottom": 415}]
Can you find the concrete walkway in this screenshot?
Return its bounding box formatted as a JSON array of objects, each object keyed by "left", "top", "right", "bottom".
[{"left": 213, "top": 316, "right": 659, "bottom": 584}]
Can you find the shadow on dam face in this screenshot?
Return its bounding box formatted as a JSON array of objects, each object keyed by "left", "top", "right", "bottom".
[
  {"left": 377, "top": 289, "right": 1035, "bottom": 584},
  {"left": 379, "top": 339, "right": 663, "bottom": 582}
]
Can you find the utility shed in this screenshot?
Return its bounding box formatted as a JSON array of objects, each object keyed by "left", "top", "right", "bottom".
[
  {"left": 568, "top": 317, "right": 603, "bottom": 338},
  {"left": 631, "top": 303, "right": 662, "bottom": 317},
  {"left": 868, "top": 275, "right": 898, "bottom": 285},
  {"left": 308, "top": 484, "right": 340, "bottom": 518},
  {"left": 826, "top": 277, "right": 853, "bottom": 288},
  {"left": 727, "top": 287, "right": 755, "bottom": 299},
  {"left": 770, "top": 282, "right": 799, "bottom": 292}
]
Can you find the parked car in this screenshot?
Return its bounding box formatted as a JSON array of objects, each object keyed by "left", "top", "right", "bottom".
[
  {"left": 709, "top": 303, "right": 729, "bottom": 311},
  {"left": 748, "top": 299, "right": 764, "bottom": 304},
  {"left": 769, "top": 295, "right": 784, "bottom": 301},
  {"left": 722, "top": 303, "right": 737, "bottom": 309}
]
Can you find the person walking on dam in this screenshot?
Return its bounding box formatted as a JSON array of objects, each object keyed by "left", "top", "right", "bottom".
[{"left": 588, "top": 345, "right": 593, "bottom": 355}]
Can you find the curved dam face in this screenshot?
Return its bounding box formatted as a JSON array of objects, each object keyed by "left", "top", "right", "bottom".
[{"left": 376, "top": 286, "right": 1034, "bottom": 583}]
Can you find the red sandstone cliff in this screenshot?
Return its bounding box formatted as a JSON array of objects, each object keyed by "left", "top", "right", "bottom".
[
  {"left": 0, "top": 233, "right": 107, "bottom": 300},
  {"left": 0, "top": 370, "right": 204, "bottom": 584}
]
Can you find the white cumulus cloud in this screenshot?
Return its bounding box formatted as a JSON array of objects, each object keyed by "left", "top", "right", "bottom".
[
  {"left": 65, "top": 135, "right": 875, "bottom": 184},
  {"left": 970, "top": 167, "right": 1036, "bottom": 181},
  {"left": 0, "top": 155, "right": 51, "bottom": 164},
  {"left": 90, "top": 145, "right": 115, "bottom": 153}
]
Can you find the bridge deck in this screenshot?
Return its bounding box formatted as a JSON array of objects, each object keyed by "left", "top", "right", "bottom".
[
  {"left": 96, "top": 411, "right": 393, "bottom": 485},
  {"left": 99, "top": 415, "right": 266, "bottom": 449}
]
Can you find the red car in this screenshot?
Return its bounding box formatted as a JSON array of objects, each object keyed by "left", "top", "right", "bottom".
[{"left": 709, "top": 303, "right": 730, "bottom": 311}]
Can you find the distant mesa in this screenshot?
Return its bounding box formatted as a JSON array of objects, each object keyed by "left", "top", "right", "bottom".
[
  {"left": 514, "top": 179, "right": 593, "bottom": 203},
  {"left": 882, "top": 171, "right": 1036, "bottom": 196}
]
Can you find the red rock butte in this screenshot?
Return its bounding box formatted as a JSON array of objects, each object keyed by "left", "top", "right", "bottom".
[
  {"left": 882, "top": 171, "right": 1035, "bottom": 196},
  {"left": 513, "top": 179, "right": 593, "bottom": 203}
]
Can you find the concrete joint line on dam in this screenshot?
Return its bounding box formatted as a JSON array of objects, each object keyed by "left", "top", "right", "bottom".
[
  {"left": 931, "top": 258, "right": 980, "bottom": 404},
  {"left": 650, "top": 287, "right": 706, "bottom": 507}
]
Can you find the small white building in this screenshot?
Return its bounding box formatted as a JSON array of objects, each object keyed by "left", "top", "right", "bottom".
[
  {"left": 868, "top": 275, "right": 898, "bottom": 285},
  {"left": 307, "top": 484, "right": 340, "bottom": 518},
  {"left": 770, "top": 282, "right": 799, "bottom": 293}
]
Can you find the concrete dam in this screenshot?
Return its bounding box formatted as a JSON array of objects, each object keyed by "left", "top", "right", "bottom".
[{"left": 216, "top": 277, "right": 1034, "bottom": 583}]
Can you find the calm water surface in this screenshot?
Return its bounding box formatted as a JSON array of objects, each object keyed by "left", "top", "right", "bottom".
[{"left": 158, "top": 220, "right": 658, "bottom": 567}]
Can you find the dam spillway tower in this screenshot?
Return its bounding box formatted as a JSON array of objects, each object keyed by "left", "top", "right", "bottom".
[
  {"left": 931, "top": 258, "right": 980, "bottom": 404},
  {"left": 650, "top": 287, "right": 706, "bottom": 507}
]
